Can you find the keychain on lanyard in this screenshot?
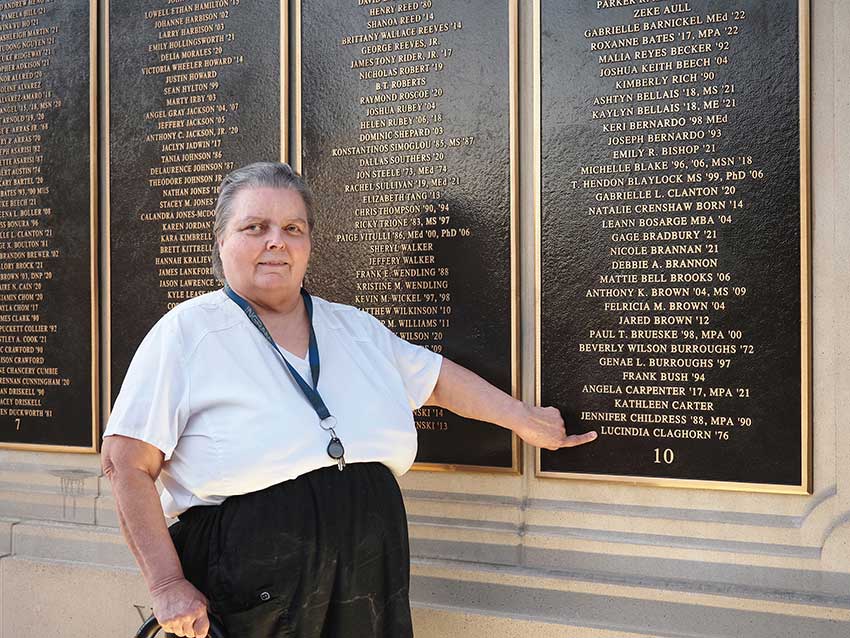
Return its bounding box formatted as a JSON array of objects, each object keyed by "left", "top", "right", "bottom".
[{"left": 224, "top": 285, "right": 346, "bottom": 471}]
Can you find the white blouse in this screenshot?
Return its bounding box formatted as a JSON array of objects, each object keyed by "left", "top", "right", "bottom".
[{"left": 104, "top": 289, "right": 443, "bottom": 517}]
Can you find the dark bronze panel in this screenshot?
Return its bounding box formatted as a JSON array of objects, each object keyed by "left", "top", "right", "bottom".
[
  {"left": 538, "top": 0, "right": 809, "bottom": 490},
  {"left": 109, "top": 0, "right": 282, "bottom": 402},
  {"left": 0, "top": 0, "right": 97, "bottom": 451},
  {"left": 299, "top": 1, "right": 518, "bottom": 471}
]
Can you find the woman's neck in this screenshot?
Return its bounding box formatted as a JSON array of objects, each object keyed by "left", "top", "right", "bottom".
[{"left": 229, "top": 284, "right": 311, "bottom": 356}]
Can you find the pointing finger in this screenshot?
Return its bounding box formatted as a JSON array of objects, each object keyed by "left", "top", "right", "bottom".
[{"left": 562, "top": 431, "right": 598, "bottom": 448}]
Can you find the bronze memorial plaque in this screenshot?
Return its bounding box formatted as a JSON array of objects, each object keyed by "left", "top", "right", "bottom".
[
  {"left": 297, "top": 0, "right": 519, "bottom": 471},
  {"left": 536, "top": 0, "right": 810, "bottom": 491},
  {"left": 108, "top": 0, "right": 284, "bottom": 402},
  {"left": 0, "top": 0, "right": 97, "bottom": 452}
]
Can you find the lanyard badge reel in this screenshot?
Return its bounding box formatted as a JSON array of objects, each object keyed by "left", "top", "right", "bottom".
[{"left": 320, "top": 415, "right": 345, "bottom": 471}]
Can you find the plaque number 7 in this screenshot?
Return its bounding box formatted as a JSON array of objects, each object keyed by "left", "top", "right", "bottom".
[{"left": 14, "top": 418, "right": 20, "bottom": 431}]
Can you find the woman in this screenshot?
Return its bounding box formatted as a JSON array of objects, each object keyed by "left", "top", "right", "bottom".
[{"left": 102, "top": 162, "right": 596, "bottom": 638}]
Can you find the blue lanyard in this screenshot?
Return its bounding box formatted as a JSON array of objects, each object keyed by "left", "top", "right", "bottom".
[
  {"left": 224, "top": 285, "right": 346, "bottom": 470},
  {"left": 223, "top": 285, "right": 330, "bottom": 420}
]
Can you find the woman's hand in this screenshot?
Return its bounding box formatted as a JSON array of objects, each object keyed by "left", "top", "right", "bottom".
[
  {"left": 512, "top": 404, "right": 597, "bottom": 450},
  {"left": 425, "top": 358, "right": 597, "bottom": 450},
  {"left": 152, "top": 577, "right": 210, "bottom": 637}
]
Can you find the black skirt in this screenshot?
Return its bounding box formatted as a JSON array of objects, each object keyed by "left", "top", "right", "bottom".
[{"left": 169, "top": 462, "right": 413, "bottom": 638}]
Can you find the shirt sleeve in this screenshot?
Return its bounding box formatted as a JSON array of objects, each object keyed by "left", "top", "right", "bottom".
[
  {"left": 103, "top": 316, "right": 190, "bottom": 460},
  {"left": 359, "top": 310, "right": 443, "bottom": 410}
]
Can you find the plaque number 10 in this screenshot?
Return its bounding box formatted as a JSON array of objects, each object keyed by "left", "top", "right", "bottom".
[{"left": 654, "top": 448, "right": 675, "bottom": 464}]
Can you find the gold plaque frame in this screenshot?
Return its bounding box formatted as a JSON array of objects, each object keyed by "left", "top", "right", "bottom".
[
  {"left": 293, "top": 0, "right": 522, "bottom": 474},
  {"left": 1, "top": 0, "right": 100, "bottom": 453},
  {"left": 104, "top": 0, "right": 290, "bottom": 413},
  {"left": 532, "top": 0, "right": 812, "bottom": 493}
]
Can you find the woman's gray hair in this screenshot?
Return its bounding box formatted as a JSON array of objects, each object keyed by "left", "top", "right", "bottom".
[{"left": 211, "top": 162, "right": 315, "bottom": 283}]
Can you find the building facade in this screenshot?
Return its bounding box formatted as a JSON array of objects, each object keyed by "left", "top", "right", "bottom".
[{"left": 2, "top": 1, "right": 850, "bottom": 636}]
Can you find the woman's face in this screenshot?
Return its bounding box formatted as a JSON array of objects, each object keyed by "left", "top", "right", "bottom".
[{"left": 218, "top": 186, "right": 312, "bottom": 304}]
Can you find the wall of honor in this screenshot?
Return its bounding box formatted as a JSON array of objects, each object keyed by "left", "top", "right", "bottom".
[
  {"left": 537, "top": 0, "right": 809, "bottom": 491},
  {"left": 0, "top": 0, "right": 97, "bottom": 452},
  {"left": 107, "top": 0, "right": 284, "bottom": 401},
  {"left": 297, "top": 0, "right": 519, "bottom": 471},
  {"left": 1, "top": 0, "right": 811, "bottom": 493}
]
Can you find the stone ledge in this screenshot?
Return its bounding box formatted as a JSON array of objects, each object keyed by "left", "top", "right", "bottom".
[
  {"left": 410, "top": 559, "right": 850, "bottom": 638},
  {"left": 0, "top": 466, "right": 100, "bottom": 497},
  {"left": 411, "top": 604, "right": 657, "bottom": 638},
  {"left": 0, "top": 488, "right": 97, "bottom": 524},
  {"left": 10, "top": 520, "right": 136, "bottom": 569},
  {"left": 0, "top": 556, "right": 149, "bottom": 638}
]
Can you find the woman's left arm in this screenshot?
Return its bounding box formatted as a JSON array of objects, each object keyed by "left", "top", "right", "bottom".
[{"left": 424, "top": 357, "right": 597, "bottom": 450}]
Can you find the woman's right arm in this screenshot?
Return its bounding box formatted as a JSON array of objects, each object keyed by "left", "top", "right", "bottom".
[{"left": 102, "top": 435, "right": 210, "bottom": 638}]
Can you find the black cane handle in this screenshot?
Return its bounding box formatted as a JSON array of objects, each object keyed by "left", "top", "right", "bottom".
[{"left": 135, "top": 614, "right": 227, "bottom": 638}]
